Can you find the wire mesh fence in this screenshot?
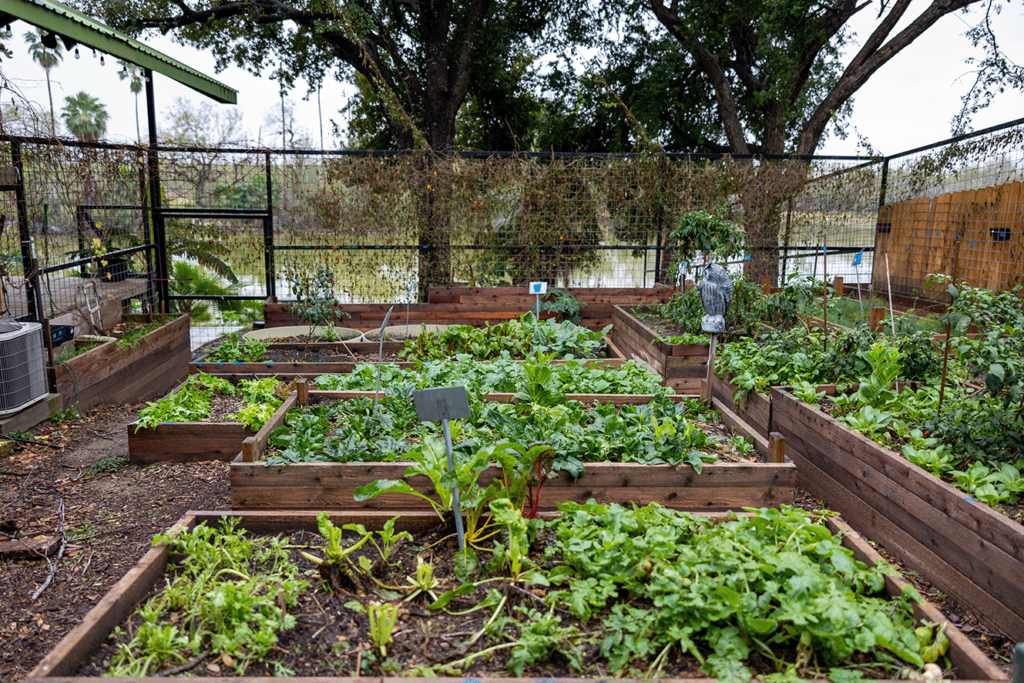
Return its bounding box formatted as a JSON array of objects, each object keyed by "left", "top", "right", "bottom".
[{"left": 1, "top": 117, "right": 1021, "bottom": 350}]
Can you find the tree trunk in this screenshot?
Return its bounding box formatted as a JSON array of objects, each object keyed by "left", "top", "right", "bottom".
[
  {"left": 416, "top": 155, "right": 451, "bottom": 300},
  {"left": 738, "top": 160, "right": 809, "bottom": 285}
]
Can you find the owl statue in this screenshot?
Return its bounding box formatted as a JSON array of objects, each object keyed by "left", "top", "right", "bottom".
[{"left": 699, "top": 263, "right": 733, "bottom": 334}]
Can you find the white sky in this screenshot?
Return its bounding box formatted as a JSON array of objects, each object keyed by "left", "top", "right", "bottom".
[{"left": 1, "top": 0, "right": 1022, "bottom": 155}]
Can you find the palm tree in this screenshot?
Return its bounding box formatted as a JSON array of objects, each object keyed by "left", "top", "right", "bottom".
[
  {"left": 61, "top": 92, "right": 109, "bottom": 141},
  {"left": 117, "top": 61, "right": 143, "bottom": 143},
  {"left": 24, "top": 30, "right": 62, "bottom": 134},
  {"left": 62, "top": 92, "right": 109, "bottom": 215}
]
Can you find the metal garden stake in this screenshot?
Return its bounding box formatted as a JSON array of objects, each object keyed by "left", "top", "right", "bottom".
[
  {"left": 374, "top": 306, "right": 394, "bottom": 417},
  {"left": 406, "top": 284, "right": 414, "bottom": 337},
  {"left": 412, "top": 386, "right": 471, "bottom": 551},
  {"left": 699, "top": 263, "right": 733, "bottom": 401},
  {"left": 852, "top": 250, "right": 865, "bottom": 319}
]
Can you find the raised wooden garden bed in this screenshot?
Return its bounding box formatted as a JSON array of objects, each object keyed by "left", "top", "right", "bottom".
[
  {"left": 708, "top": 372, "right": 772, "bottom": 440},
  {"left": 429, "top": 285, "right": 675, "bottom": 330},
  {"left": 772, "top": 386, "right": 1024, "bottom": 641},
  {"left": 189, "top": 342, "right": 627, "bottom": 377},
  {"left": 263, "top": 297, "right": 559, "bottom": 331},
  {"left": 49, "top": 314, "right": 190, "bottom": 412},
  {"left": 26, "top": 509, "right": 1006, "bottom": 683},
  {"left": 610, "top": 305, "right": 707, "bottom": 395},
  {"left": 128, "top": 421, "right": 255, "bottom": 466},
  {"left": 229, "top": 387, "right": 796, "bottom": 512}
]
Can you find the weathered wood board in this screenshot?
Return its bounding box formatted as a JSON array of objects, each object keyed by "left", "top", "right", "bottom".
[{"left": 772, "top": 386, "right": 1024, "bottom": 641}]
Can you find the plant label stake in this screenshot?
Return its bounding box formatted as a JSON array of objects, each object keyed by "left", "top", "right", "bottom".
[
  {"left": 852, "top": 250, "right": 865, "bottom": 319},
  {"left": 699, "top": 263, "right": 733, "bottom": 402},
  {"left": 406, "top": 284, "right": 414, "bottom": 337},
  {"left": 413, "top": 386, "right": 471, "bottom": 551},
  {"left": 374, "top": 306, "right": 394, "bottom": 417},
  {"left": 528, "top": 281, "right": 547, "bottom": 317}
]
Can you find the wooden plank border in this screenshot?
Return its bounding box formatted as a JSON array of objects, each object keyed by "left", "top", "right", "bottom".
[
  {"left": 50, "top": 314, "right": 190, "bottom": 412},
  {"left": 772, "top": 386, "right": 1024, "bottom": 641},
  {"left": 229, "top": 387, "right": 794, "bottom": 512},
  {"left": 190, "top": 339, "right": 625, "bottom": 377},
  {"left": 27, "top": 510, "right": 1005, "bottom": 682},
  {"left": 610, "top": 305, "right": 707, "bottom": 395}
]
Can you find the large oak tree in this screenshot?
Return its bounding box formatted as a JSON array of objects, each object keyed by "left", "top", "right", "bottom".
[{"left": 644, "top": 0, "right": 1022, "bottom": 279}]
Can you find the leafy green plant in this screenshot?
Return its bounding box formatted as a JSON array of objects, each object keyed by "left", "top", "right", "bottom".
[
  {"left": 51, "top": 405, "right": 80, "bottom": 423},
  {"left": 229, "top": 403, "right": 280, "bottom": 430},
  {"left": 367, "top": 601, "right": 401, "bottom": 656},
  {"left": 115, "top": 322, "right": 161, "bottom": 352},
  {"left": 653, "top": 333, "right": 707, "bottom": 345},
  {"left": 206, "top": 333, "right": 271, "bottom": 362},
  {"left": 288, "top": 265, "right": 352, "bottom": 353},
  {"left": 109, "top": 518, "right": 303, "bottom": 676},
  {"left": 540, "top": 289, "right": 586, "bottom": 325}
]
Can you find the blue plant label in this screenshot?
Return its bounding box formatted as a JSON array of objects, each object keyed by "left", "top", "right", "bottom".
[
  {"left": 529, "top": 282, "right": 547, "bottom": 295},
  {"left": 852, "top": 251, "right": 863, "bottom": 266}
]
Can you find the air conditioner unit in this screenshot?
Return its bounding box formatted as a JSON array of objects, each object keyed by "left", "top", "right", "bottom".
[{"left": 0, "top": 321, "right": 48, "bottom": 416}]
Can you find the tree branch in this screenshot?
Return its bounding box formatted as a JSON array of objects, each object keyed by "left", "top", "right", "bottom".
[
  {"left": 650, "top": 0, "right": 750, "bottom": 154},
  {"left": 797, "top": 0, "right": 981, "bottom": 155}
]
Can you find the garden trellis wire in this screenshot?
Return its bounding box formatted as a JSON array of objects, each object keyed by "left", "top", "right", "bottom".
[{"left": 1, "top": 116, "right": 1021, "bottom": 328}]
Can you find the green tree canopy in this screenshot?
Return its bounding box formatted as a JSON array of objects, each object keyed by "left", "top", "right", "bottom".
[
  {"left": 24, "top": 29, "right": 63, "bottom": 134},
  {"left": 85, "top": 0, "right": 578, "bottom": 152}
]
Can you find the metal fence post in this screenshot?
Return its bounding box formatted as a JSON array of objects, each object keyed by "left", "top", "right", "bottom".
[
  {"left": 653, "top": 155, "right": 666, "bottom": 285},
  {"left": 138, "top": 149, "right": 156, "bottom": 313},
  {"left": 11, "top": 139, "right": 40, "bottom": 322},
  {"left": 264, "top": 152, "right": 275, "bottom": 299},
  {"left": 145, "top": 68, "right": 170, "bottom": 309}
]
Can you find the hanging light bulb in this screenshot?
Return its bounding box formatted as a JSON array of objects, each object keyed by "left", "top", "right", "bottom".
[
  {"left": 75, "top": 47, "right": 80, "bottom": 59},
  {"left": 5, "top": 25, "right": 11, "bottom": 39},
  {"left": 92, "top": 48, "right": 97, "bottom": 58},
  {"left": 122, "top": 64, "right": 127, "bottom": 76},
  {"left": 100, "top": 55, "right": 105, "bottom": 66}
]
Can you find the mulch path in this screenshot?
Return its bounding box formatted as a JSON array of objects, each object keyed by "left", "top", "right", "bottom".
[{"left": 0, "top": 404, "right": 230, "bottom": 683}]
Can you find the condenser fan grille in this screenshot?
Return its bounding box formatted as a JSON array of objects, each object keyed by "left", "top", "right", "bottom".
[{"left": 0, "top": 321, "right": 48, "bottom": 416}]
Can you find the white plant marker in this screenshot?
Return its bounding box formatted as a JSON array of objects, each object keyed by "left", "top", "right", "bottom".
[{"left": 529, "top": 281, "right": 547, "bottom": 317}]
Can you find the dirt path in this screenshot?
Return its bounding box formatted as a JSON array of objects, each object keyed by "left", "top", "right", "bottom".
[{"left": 0, "top": 404, "right": 229, "bottom": 683}]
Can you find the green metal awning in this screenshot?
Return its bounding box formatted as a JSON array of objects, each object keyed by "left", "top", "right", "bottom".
[{"left": 0, "top": 0, "right": 237, "bottom": 103}]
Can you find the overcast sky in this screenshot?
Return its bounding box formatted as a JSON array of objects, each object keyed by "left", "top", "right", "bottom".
[{"left": 1, "top": 1, "right": 1022, "bottom": 156}]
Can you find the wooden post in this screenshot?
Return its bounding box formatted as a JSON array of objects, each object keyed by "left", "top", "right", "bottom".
[
  {"left": 296, "top": 377, "right": 309, "bottom": 406},
  {"left": 768, "top": 431, "right": 786, "bottom": 464},
  {"left": 833, "top": 276, "right": 844, "bottom": 296},
  {"left": 241, "top": 437, "right": 256, "bottom": 463},
  {"left": 760, "top": 276, "right": 770, "bottom": 296},
  {"left": 870, "top": 307, "right": 886, "bottom": 332}
]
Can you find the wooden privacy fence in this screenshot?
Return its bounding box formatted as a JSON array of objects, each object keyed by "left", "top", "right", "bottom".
[{"left": 875, "top": 180, "right": 1023, "bottom": 298}]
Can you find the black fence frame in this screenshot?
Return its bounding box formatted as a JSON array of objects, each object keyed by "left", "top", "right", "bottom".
[{"left": 3, "top": 113, "right": 1023, "bottom": 323}]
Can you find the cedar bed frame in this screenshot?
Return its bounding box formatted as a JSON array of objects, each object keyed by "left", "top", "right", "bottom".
[
  {"left": 771, "top": 385, "right": 1024, "bottom": 642},
  {"left": 26, "top": 510, "right": 1007, "bottom": 683},
  {"left": 228, "top": 382, "right": 796, "bottom": 512},
  {"left": 51, "top": 314, "right": 190, "bottom": 412}
]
